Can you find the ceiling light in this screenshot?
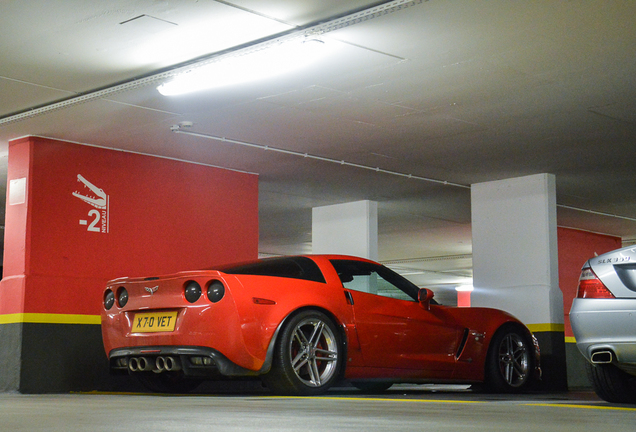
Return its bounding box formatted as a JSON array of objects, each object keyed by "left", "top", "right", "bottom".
[{"left": 157, "top": 37, "right": 328, "bottom": 96}]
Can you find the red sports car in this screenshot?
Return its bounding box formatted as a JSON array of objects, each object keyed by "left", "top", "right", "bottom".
[{"left": 101, "top": 255, "right": 540, "bottom": 395}]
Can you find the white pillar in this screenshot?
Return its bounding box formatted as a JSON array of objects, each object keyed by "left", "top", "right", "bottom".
[
  {"left": 470, "top": 173, "right": 563, "bottom": 326},
  {"left": 312, "top": 200, "right": 378, "bottom": 260}
]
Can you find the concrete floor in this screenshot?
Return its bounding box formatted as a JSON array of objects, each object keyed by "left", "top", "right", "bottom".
[{"left": 1, "top": 385, "right": 634, "bottom": 431}]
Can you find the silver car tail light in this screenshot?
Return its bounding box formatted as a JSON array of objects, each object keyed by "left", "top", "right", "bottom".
[{"left": 576, "top": 267, "right": 615, "bottom": 299}]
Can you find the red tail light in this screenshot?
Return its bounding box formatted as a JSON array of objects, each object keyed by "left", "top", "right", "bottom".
[{"left": 577, "top": 267, "right": 615, "bottom": 299}]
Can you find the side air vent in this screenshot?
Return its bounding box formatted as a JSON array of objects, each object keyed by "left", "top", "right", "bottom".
[{"left": 455, "top": 328, "right": 470, "bottom": 359}]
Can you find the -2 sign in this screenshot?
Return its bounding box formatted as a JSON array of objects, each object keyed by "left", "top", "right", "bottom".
[
  {"left": 72, "top": 174, "right": 109, "bottom": 233},
  {"left": 81, "top": 209, "right": 102, "bottom": 232}
]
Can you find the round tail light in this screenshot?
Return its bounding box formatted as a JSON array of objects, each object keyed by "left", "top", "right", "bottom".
[
  {"left": 117, "top": 287, "right": 129, "bottom": 307},
  {"left": 207, "top": 280, "right": 225, "bottom": 303},
  {"left": 104, "top": 289, "right": 115, "bottom": 310},
  {"left": 185, "top": 281, "right": 202, "bottom": 303}
]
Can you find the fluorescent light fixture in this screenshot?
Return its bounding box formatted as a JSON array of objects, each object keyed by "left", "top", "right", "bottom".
[
  {"left": 157, "top": 37, "right": 328, "bottom": 96},
  {"left": 455, "top": 285, "right": 474, "bottom": 292}
]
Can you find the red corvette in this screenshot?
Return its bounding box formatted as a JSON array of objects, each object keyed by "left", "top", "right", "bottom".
[{"left": 101, "top": 255, "right": 540, "bottom": 395}]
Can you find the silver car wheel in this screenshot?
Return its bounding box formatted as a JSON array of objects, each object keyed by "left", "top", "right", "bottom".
[
  {"left": 288, "top": 316, "right": 339, "bottom": 388},
  {"left": 585, "top": 362, "right": 636, "bottom": 404},
  {"left": 497, "top": 333, "right": 529, "bottom": 387}
]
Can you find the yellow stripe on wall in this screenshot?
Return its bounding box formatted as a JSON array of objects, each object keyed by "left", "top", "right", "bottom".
[
  {"left": 0, "top": 315, "right": 580, "bottom": 338},
  {"left": 526, "top": 323, "right": 565, "bottom": 333},
  {"left": 0, "top": 313, "right": 101, "bottom": 325}
]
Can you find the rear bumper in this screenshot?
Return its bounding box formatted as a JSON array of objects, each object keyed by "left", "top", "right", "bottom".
[
  {"left": 109, "top": 346, "right": 261, "bottom": 378},
  {"left": 570, "top": 298, "right": 636, "bottom": 364}
]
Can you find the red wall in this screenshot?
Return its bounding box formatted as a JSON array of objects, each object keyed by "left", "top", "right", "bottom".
[
  {"left": 1, "top": 136, "right": 259, "bottom": 316},
  {"left": 557, "top": 227, "right": 621, "bottom": 337}
]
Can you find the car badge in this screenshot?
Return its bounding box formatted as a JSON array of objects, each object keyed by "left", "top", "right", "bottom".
[{"left": 145, "top": 286, "right": 159, "bottom": 295}]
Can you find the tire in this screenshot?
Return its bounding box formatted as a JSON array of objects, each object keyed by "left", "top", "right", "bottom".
[
  {"left": 136, "top": 371, "right": 202, "bottom": 394},
  {"left": 585, "top": 362, "right": 636, "bottom": 404},
  {"left": 484, "top": 324, "right": 534, "bottom": 393},
  {"left": 351, "top": 381, "right": 393, "bottom": 393},
  {"left": 263, "top": 310, "right": 342, "bottom": 395}
]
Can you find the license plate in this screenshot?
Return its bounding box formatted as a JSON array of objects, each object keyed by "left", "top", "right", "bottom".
[{"left": 132, "top": 311, "right": 178, "bottom": 333}]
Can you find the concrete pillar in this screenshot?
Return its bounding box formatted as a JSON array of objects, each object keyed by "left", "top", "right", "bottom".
[
  {"left": 312, "top": 200, "right": 378, "bottom": 260},
  {"left": 471, "top": 173, "right": 567, "bottom": 390}
]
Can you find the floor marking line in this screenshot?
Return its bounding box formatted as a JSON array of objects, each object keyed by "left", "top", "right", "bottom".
[
  {"left": 268, "top": 396, "right": 484, "bottom": 404},
  {"left": 75, "top": 392, "right": 635, "bottom": 411},
  {"left": 525, "top": 403, "right": 636, "bottom": 411}
]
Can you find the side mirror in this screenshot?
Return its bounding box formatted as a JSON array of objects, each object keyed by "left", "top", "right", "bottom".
[{"left": 418, "top": 288, "right": 435, "bottom": 310}]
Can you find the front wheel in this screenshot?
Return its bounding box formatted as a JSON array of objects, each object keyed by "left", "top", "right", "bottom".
[
  {"left": 484, "top": 325, "right": 534, "bottom": 392},
  {"left": 585, "top": 362, "right": 636, "bottom": 404},
  {"left": 263, "top": 310, "right": 342, "bottom": 395}
]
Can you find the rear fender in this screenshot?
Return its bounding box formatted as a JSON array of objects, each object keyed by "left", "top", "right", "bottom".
[{"left": 258, "top": 306, "right": 348, "bottom": 380}]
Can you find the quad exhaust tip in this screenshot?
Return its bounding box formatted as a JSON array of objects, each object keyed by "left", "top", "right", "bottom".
[
  {"left": 128, "top": 356, "right": 154, "bottom": 372},
  {"left": 128, "top": 356, "right": 181, "bottom": 372},
  {"left": 155, "top": 356, "right": 181, "bottom": 372}
]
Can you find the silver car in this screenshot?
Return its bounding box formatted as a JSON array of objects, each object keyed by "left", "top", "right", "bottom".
[{"left": 570, "top": 245, "right": 636, "bottom": 403}]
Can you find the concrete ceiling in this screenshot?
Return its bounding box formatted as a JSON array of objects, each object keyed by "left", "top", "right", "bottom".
[{"left": 2, "top": 0, "right": 636, "bottom": 299}]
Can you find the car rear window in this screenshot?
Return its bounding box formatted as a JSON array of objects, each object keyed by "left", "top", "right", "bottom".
[{"left": 221, "top": 256, "right": 326, "bottom": 283}]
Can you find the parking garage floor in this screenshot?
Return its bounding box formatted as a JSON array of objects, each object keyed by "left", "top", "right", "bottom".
[{"left": 1, "top": 384, "right": 634, "bottom": 431}]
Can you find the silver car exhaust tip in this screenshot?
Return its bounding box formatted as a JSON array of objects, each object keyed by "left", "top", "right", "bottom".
[{"left": 591, "top": 350, "right": 613, "bottom": 364}]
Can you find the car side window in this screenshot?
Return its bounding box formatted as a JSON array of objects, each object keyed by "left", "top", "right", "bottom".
[{"left": 330, "top": 259, "right": 418, "bottom": 302}]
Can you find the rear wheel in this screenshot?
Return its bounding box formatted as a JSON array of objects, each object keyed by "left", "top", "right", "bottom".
[
  {"left": 585, "top": 362, "right": 636, "bottom": 404},
  {"left": 264, "top": 310, "right": 342, "bottom": 395},
  {"left": 484, "top": 325, "right": 533, "bottom": 392},
  {"left": 136, "top": 371, "right": 202, "bottom": 394}
]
